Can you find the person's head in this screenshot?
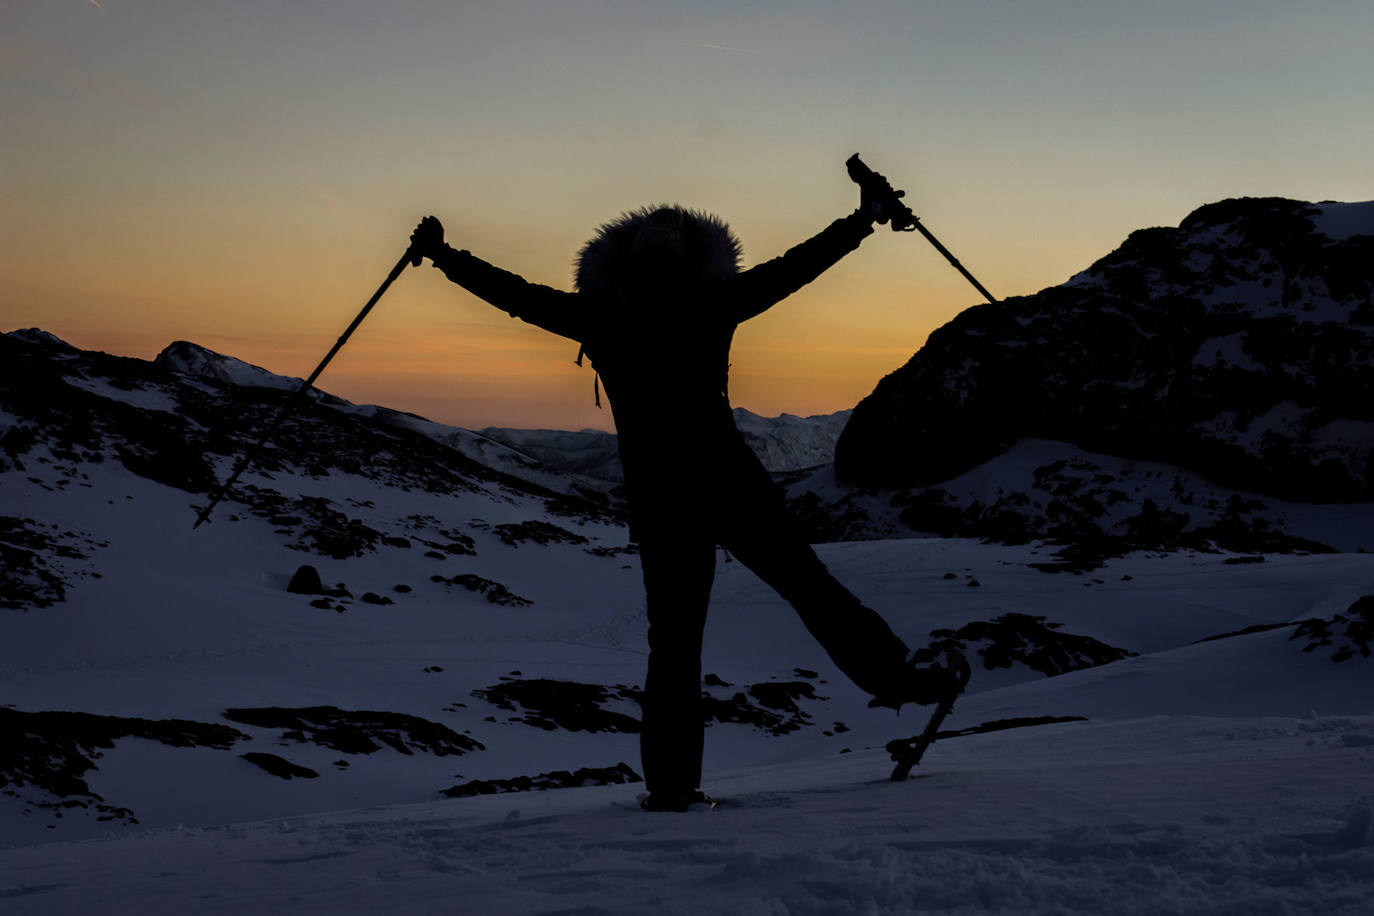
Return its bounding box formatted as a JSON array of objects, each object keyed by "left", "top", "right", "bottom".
[{"left": 576, "top": 205, "right": 741, "bottom": 302}]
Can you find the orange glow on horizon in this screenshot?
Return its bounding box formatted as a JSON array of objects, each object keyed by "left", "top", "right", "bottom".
[{"left": 6, "top": 3, "right": 1370, "bottom": 430}]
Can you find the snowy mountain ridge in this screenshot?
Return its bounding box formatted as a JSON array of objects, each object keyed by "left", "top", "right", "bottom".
[
  {"left": 802, "top": 196, "right": 1374, "bottom": 562},
  {"left": 838, "top": 196, "right": 1374, "bottom": 503},
  {"left": 155, "top": 340, "right": 312, "bottom": 394},
  {"left": 480, "top": 408, "right": 851, "bottom": 483},
  {"left": 732, "top": 406, "right": 852, "bottom": 473},
  {"left": 150, "top": 337, "right": 850, "bottom": 482}
]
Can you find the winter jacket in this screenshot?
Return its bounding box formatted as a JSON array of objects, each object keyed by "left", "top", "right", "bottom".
[{"left": 431, "top": 208, "right": 875, "bottom": 538}]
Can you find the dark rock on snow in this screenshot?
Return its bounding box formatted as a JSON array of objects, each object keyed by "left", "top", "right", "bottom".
[
  {"left": 222, "top": 706, "right": 484, "bottom": 756},
  {"left": 430, "top": 573, "right": 533, "bottom": 607},
  {"left": 1291, "top": 595, "right": 1374, "bottom": 662},
  {"left": 472, "top": 675, "right": 829, "bottom": 737},
  {"left": 472, "top": 679, "right": 643, "bottom": 734},
  {"left": 913, "top": 613, "right": 1136, "bottom": 677},
  {"left": 286, "top": 564, "right": 324, "bottom": 594},
  {"left": 441, "top": 762, "right": 642, "bottom": 798},
  {"left": 240, "top": 752, "right": 320, "bottom": 780}
]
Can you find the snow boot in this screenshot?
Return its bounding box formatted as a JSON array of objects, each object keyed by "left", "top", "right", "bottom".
[{"left": 640, "top": 789, "right": 712, "bottom": 812}]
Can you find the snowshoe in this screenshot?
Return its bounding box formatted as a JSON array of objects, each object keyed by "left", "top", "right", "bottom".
[{"left": 885, "top": 649, "right": 972, "bottom": 781}]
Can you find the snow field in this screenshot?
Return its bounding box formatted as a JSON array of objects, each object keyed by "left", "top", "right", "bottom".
[
  {"left": 3, "top": 712, "right": 1371, "bottom": 915},
  {"left": 4, "top": 347, "right": 1374, "bottom": 910}
]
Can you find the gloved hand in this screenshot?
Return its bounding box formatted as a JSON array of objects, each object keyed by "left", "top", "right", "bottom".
[
  {"left": 408, "top": 215, "right": 446, "bottom": 266},
  {"left": 846, "top": 155, "right": 915, "bottom": 230},
  {"left": 859, "top": 174, "right": 913, "bottom": 228}
]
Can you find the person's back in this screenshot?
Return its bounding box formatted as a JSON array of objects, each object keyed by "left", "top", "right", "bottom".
[{"left": 573, "top": 207, "right": 754, "bottom": 518}]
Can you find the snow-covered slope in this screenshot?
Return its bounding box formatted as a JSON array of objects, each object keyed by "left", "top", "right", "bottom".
[
  {"left": 2, "top": 329, "right": 1372, "bottom": 913},
  {"left": 784, "top": 436, "right": 1374, "bottom": 558},
  {"left": 1311, "top": 199, "right": 1374, "bottom": 242},
  {"left": 4, "top": 707, "right": 1372, "bottom": 915},
  {"left": 2, "top": 529, "right": 1371, "bottom": 912}
]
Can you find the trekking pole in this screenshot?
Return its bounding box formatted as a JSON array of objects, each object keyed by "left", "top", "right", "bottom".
[
  {"left": 846, "top": 154, "right": 997, "bottom": 305},
  {"left": 192, "top": 245, "right": 420, "bottom": 529}
]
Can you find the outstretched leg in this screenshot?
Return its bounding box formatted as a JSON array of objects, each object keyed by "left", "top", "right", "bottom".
[
  {"left": 637, "top": 532, "right": 715, "bottom": 797},
  {"left": 719, "top": 512, "right": 911, "bottom": 700}
]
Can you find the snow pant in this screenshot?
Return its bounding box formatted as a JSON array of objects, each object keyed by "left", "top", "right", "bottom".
[{"left": 636, "top": 494, "right": 911, "bottom": 795}]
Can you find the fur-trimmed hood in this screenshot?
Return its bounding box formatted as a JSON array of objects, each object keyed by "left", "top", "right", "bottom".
[{"left": 575, "top": 205, "right": 742, "bottom": 295}]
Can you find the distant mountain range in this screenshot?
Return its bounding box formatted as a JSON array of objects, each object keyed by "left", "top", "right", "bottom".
[
  {"left": 155, "top": 337, "right": 851, "bottom": 484},
  {"left": 480, "top": 409, "right": 850, "bottom": 483}
]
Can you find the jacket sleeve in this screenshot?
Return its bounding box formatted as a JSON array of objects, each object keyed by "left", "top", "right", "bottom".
[
  {"left": 729, "top": 212, "right": 875, "bottom": 322},
  {"left": 431, "top": 245, "right": 586, "bottom": 342}
]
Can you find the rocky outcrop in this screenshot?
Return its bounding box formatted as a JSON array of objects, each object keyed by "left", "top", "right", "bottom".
[
  {"left": 221, "top": 706, "right": 484, "bottom": 756},
  {"left": 1291, "top": 595, "right": 1374, "bottom": 663},
  {"left": 836, "top": 198, "right": 1374, "bottom": 502},
  {"left": 440, "top": 762, "right": 642, "bottom": 798}
]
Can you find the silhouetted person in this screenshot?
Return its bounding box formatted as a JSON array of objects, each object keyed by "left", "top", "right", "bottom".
[{"left": 410, "top": 165, "right": 962, "bottom": 811}]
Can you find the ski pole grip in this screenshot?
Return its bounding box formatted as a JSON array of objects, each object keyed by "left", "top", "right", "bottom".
[
  {"left": 846, "top": 154, "right": 915, "bottom": 231},
  {"left": 846, "top": 154, "right": 896, "bottom": 194},
  {"left": 845, "top": 153, "right": 875, "bottom": 185}
]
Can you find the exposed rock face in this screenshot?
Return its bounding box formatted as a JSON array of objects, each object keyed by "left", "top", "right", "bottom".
[{"left": 836, "top": 198, "right": 1374, "bottom": 502}]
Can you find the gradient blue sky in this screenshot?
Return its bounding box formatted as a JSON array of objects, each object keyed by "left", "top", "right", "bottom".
[{"left": 4, "top": 1, "right": 1371, "bottom": 429}]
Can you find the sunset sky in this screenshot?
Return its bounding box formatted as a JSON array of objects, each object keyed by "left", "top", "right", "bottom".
[{"left": 4, "top": 1, "right": 1371, "bottom": 431}]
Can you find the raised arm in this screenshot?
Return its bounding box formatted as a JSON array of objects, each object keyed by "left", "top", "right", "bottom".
[
  {"left": 411, "top": 216, "right": 586, "bottom": 342},
  {"left": 729, "top": 211, "right": 875, "bottom": 322},
  {"left": 730, "top": 159, "right": 918, "bottom": 322}
]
